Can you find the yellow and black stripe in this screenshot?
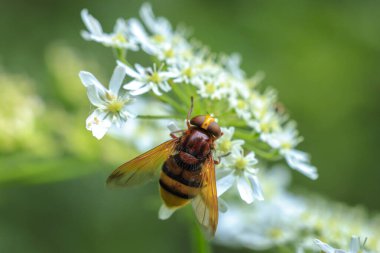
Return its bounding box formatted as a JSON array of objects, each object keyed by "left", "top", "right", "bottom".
[{"left": 159, "top": 153, "right": 204, "bottom": 208}]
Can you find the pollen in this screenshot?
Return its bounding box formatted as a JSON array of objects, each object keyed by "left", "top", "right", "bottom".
[
  {"left": 164, "top": 48, "right": 174, "bottom": 58},
  {"left": 260, "top": 122, "right": 270, "bottom": 133},
  {"left": 235, "top": 157, "right": 247, "bottom": 170},
  {"left": 219, "top": 140, "right": 232, "bottom": 153},
  {"left": 112, "top": 33, "right": 127, "bottom": 43},
  {"left": 105, "top": 92, "right": 116, "bottom": 101},
  {"left": 205, "top": 83, "right": 216, "bottom": 94},
  {"left": 268, "top": 228, "right": 283, "bottom": 239},
  {"left": 107, "top": 101, "right": 124, "bottom": 113},
  {"left": 237, "top": 99, "right": 246, "bottom": 109},
  {"left": 183, "top": 67, "right": 193, "bottom": 77},
  {"left": 153, "top": 34, "right": 165, "bottom": 43},
  {"left": 149, "top": 72, "right": 162, "bottom": 84},
  {"left": 281, "top": 142, "right": 292, "bottom": 150}
]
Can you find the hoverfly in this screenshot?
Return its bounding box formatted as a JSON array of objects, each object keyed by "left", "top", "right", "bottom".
[{"left": 107, "top": 97, "right": 222, "bottom": 236}]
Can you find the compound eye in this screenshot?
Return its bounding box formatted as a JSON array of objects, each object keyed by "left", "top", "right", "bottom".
[
  {"left": 208, "top": 121, "right": 222, "bottom": 138},
  {"left": 190, "top": 115, "right": 205, "bottom": 128}
]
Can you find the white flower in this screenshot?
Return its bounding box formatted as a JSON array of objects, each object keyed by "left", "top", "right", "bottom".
[
  {"left": 223, "top": 53, "right": 245, "bottom": 81},
  {"left": 129, "top": 4, "right": 193, "bottom": 63},
  {"left": 229, "top": 96, "right": 252, "bottom": 121},
  {"left": 266, "top": 122, "right": 318, "bottom": 180},
  {"left": 196, "top": 75, "right": 229, "bottom": 100},
  {"left": 139, "top": 3, "right": 173, "bottom": 40},
  {"left": 168, "top": 59, "right": 204, "bottom": 85},
  {"left": 284, "top": 149, "right": 318, "bottom": 180},
  {"left": 81, "top": 9, "right": 138, "bottom": 50},
  {"left": 217, "top": 148, "right": 263, "bottom": 204},
  {"left": 79, "top": 65, "right": 134, "bottom": 139},
  {"left": 118, "top": 61, "right": 175, "bottom": 96},
  {"left": 314, "top": 236, "right": 370, "bottom": 253},
  {"left": 215, "top": 168, "right": 305, "bottom": 250},
  {"left": 249, "top": 89, "right": 278, "bottom": 119},
  {"left": 215, "top": 127, "right": 244, "bottom": 156},
  {"left": 249, "top": 111, "right": 282, "bottom": 138}
]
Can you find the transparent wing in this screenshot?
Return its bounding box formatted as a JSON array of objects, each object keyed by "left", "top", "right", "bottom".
[
  {"left": 191, "top": 155, "right": 218, "bottom": 236},
  {"left": 107, "top": 139, "right": 178, "bottom": 187}
]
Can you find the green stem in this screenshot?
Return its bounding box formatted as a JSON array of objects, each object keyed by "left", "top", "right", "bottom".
[
  {"left": 157, "top": 94, "right": 187, "bottom": 114},
  {"left": 244, "top": 143, "right": 282, "bottom": 161},
  {"left": 136, "top": 114, "right": 183, "bottom": 120},
  {"left": 234, "top": 129, "right": 259, "bottom": 140},
  {"left": 113, "top": 48, "right": 128, "bottom": 64},
  {"left": 191, "top": 222, "right": 212, "bottom": 253},
  {"left": 276, "top": 245, "right": 295, "bottom": 253},
  {"left": 219, "top": 118, "right": 248, "bottom": 128}
]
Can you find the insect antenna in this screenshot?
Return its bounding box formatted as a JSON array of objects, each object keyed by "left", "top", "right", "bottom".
[{"left": 186, "top": 96, "right": 194, "bottom": 128}]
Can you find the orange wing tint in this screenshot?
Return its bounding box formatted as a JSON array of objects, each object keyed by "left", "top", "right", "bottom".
[
  {"left": 107, "top": 139, "right": 178, "bottom": 187},
  {"left": 191, "top": 155, "right": 218, "bottom": 236}
]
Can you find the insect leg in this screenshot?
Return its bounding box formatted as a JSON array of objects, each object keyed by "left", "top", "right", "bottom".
[
  {"left": 214, "top": 152, "right": 231, "bottom": 165},
  {"left": 170, "top": 130, "right": 185, "bottom": 138},
  {"left": 167, "top": 121, "right": 184, "bottom": 138}
]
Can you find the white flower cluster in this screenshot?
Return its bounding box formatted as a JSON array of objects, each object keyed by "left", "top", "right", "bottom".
[
  {"left": 314, "top": 236, "right": 373, "bottom": 253},
  {"left": 79, "top": 3, "right": 318, "bottom": 184},
  {"left": 0, "top": 70, "right": 44, "bottom": 152},
  {"left": 79, "top": 4, "right": 378, "bottom": 251},
  {"left": 215, "top": 167, "right": 380, "bottom": 252},
  {"left": 300, "top": 198, "right": 380, "bottom": 252}
]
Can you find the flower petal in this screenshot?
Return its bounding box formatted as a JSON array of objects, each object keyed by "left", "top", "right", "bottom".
[
  {"left": 79, "top": 71, "right": 104, "bottom": 89},
  {"left": 151, "top": 85, "right": 163, "bottom": 96},
  {"left": 159, "top": 81, "right": 171, "bottom": 92},
  {"left": 117, "top": 61, "right": 141, "bottom": 79},
  {"left": 167, "top": 121, "right": 180, "bottom": 133},
  {"left": 217, "top": 197, "right": 228, "bottom": 213},
  {"left": 216, "top": 172, "right": 236, "bottom": 197},
  {"left": 86, "top": 85, "right": 105, "bottom": 108},
  {"left": 81, "top": 9, "right": 103, "bottom": 36},
  {"left": 139, "top": 3, "right": 156, "bottom": 32},
  {"left": 128, "top": 18, "right": 156, "bottom": 54},
  {"left": 237, "top": 174, "right": 254, "bottom": 204},
  {"left": 285, "top": 151, "right": 318, "bottom": 180},
  {"left": 349, "top": 236, "right": 361, "bottom": 253},
  {"left": 109, "top": 65, "right": 126, "bottom": 95},
  {"left": 313, "top": 239, "right": 336, "bottom": 253},
  {"left": 247, "top": 173, "right": 264, "bottom": 201},
  {"left": 124, "top": 80, "right": 145, "bottom": 90},
  {"left": 86, "top": 110, "right": 112, "bottom": 139},
  {"left": 130, "top": 85, "right": 151, "bottom": 96}
]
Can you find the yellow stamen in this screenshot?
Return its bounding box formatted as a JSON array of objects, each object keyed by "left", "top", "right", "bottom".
[
  {"left": 183, "top": 67, "right": 193, "bottom": 77},
  {"left": 205, "top": 83, "right": 216, "bottom": 94},
  {"left": 105, "top": 92, "right": 116, "bottom": 101},
  {"left": 164, "top": 48, "right": 174, "bottom": 58},
  {"left": 153, "top": 34, "right": 165, "bottom": 43},
  {"left": 149, "top": 72, "right": 162, "bottom": 83},
  {"left": 268, "top": 228, "right": 283, "bottom": 239},
  {"left": 107, "top": 101, "right": 124, "bottom": 113},
  {"left": 237, "top": 99, "right": 246, "bottom": 109},
  {"left": 112, "top": 33, "right": 127, "bottom": 43},
  {"left": 235, "top": 157, "right": 247, "bottom": 170},
  {"left": 281, "top": 142, "right": 292, "bottom": 150},
  {"left": 219, "top": 140, "right": 232, "bottom": 153}
]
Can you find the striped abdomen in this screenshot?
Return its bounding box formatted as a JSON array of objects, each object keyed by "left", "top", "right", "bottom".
[{"left": 159, "top": 151, "right": 204, "bottom": 208}]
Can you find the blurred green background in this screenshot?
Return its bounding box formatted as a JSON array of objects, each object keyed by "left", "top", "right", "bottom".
[{"left": 0, "top": 0, "right": 379, "bottom": 252}]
